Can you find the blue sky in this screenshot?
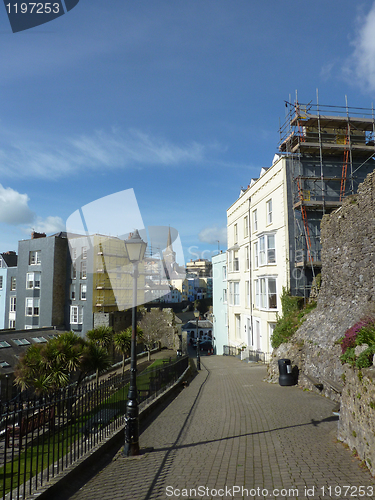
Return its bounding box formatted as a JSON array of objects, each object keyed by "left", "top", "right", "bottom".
[{"left": 1, "top": 1, "right": 375, "bottom": 265}]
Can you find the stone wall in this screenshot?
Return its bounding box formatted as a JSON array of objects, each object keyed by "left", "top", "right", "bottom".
[
  {"left": 338, "top": 365, "right": 375, "bottom": 476},
  {"left": 267, "top": 170, "right": 375, "bottom": 472}
]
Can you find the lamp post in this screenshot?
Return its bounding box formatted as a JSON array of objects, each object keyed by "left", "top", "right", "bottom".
[
  {"left": 123, "top": 229, "right": 147, "bottom": 457},
  {"left": 194, "top": 308, "right": 201, "bottom": 370}
]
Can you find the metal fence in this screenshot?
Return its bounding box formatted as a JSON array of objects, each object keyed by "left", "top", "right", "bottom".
[
  {"left": 0, "top": 355, "right": 189, "bottom": 500},
  {"left": 223, "top": 345, "right": 240, "bottom": 356},
  {"left": 223, "top": 346, "right": 271, "bottom": 364}
]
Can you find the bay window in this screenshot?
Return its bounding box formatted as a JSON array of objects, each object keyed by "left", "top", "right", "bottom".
[
  {"left": 254, "top": 277, "right": 277, "bottom": 310},
  {"left": 258, "top": 233, "right": 276, "bottom": 266}
]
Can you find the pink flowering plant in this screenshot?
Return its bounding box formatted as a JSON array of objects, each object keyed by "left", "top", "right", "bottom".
[{"left": 340, "top": 317, "right": 375, "bottom": 368}]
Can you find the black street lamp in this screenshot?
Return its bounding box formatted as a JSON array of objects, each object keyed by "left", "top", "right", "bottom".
[
  {"left": 194, "top": 308, "right": 201, "bottom": 370},
  {"left": 123, "top": 229, "right": 147, "bottom": 457}
]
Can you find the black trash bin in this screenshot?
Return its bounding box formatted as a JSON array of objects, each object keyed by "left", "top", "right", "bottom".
[{"left": 278, "top": 359, "right": 295, "bottom": 386}]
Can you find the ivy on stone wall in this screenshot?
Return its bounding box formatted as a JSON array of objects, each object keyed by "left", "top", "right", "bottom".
[{"left": 270, "top": 288, "right": 317, "bottom": 349}]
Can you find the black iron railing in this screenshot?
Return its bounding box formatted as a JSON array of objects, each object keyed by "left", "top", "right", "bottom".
[
  {"left": 0, "top": 355, "right": 189, "bottom": 500},
  {"left": 223, "top": 346, "right": 271, "bottom": 363}
]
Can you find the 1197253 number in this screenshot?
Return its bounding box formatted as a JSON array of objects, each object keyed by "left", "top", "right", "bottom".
[{"left": 6, "top": 3, "right": 60, "bottom": 14}]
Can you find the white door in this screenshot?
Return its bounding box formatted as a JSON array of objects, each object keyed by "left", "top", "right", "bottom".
[{"left": 254, "top": 318, "right": 261, "bottom": 350}]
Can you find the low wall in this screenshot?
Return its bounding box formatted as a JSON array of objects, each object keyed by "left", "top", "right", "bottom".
[
  {"left": 267, "top": 170, "right": 375, "bottom": 474},
  {"left": 338, "top": 365, "right": 375, "bottom": 476}
]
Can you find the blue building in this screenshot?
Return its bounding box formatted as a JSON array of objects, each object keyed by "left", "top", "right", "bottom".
[{"left": 0, "top": 252, "right": 17, "bottom": 330}]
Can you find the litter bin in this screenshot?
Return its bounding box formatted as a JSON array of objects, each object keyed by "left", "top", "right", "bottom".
[{"left": 278, "top": 359, "right": 295, "bottom": 386}]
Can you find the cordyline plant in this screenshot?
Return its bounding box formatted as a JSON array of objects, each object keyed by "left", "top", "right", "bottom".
[{"left": 14, "top": 331, "right": 111, "bottom": 395}]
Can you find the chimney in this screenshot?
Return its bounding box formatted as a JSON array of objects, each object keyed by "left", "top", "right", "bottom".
[{"left": 31, "top": 231, "right": 46, "bottom": 239}]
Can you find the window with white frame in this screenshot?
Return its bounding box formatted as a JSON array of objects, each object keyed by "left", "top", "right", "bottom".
[
  {"left": 80, "top": 260, "right": 87, "bottom": 279},
  {"left": 254, "top": 241, "right": 259, "bottom": 268},
  {"left": 70, "top": 284, "right": 76, "bottom": 300},
  {"left": 0, "top": 276, "right": 3, "bottom": 289},
  {"left": 223, "top": 288, "right": 227, "bottom": 303},
  {"left": 9, "top": 320, "right": 16, "bottom": 328},
  {"left": 228, "top": 252, "right": 232, "bottom": 272},
  {"left": 71, "top": 262, "right": 77, "bottom": 280},
  {"left": 244, "top": 216, "right": 248, "bottom": 238},
  {"left": 25, "top": 298, "right": 40, "bottom": 316},
  {"left": 70, "top": 305, "right": 79, "bottom": 324},
  {"left": 266, "top": 199, "right": 273, "bottom": 225},
  {"left": 11, "top": 277, "right": 16, "bottom": 291},
  {"left": 234, "top": 282, "right": 240, "bottom": 305},
  {"left": 10, "top": 297, "right": 16, "bottom": 312},
  {"left": 26, "top": 272, "right": 41, "bottom": 289},
  {"left": 258, "top": 234, "right": 276, "bottom": 265},
  {"left": 253, "top": 209, "right": 258, "bottom": 232},
  {"left": 255, "top": 277, "right": 277, "bottom": 310},
  {"left": 233, "top": 250, "right": 239, "bottom": 271},
  {"left": 82, "top": 246, "right": 87, "bottom": 259},
  {"left": 80, "top": 283, "right": 87, "bottom": 300},
  {"left": 29, "top": 251, "right": 41, "bottom": 265},
  {"left": 234, "top": 223, "right": 238, "bottom": 243},
  {"left": 246, "top": 280, "right": 250, "bottom": 308},
  {"left": 246, "top": 246, "right": 250, "bottom": 271},
  {"left": 229, "top": 281, "right": 240, "bottom": 305},
  {"left": 70, "top": 305, "right": 83, "bottom": 324},
  {"left": 222, "top": 265, "right": 227, "bottom": 280},
  {"left": 255, "top": 280, "right": 259, "bottom": 308}
]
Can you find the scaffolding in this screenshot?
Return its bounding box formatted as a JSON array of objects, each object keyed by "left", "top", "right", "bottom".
[
  {"left": 93, "top": 235, "right": 135, "bottom": 312},
  {"left": 279, "top": 97, "right": 375, "bottom": 298}
]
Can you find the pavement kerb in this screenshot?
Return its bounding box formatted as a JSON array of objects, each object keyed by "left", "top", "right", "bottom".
[{"left": 25, "top": 357, "right": 195, "bottom": 500}]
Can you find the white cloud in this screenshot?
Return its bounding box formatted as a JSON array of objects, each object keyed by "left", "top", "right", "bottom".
[
  {"left": 0, "top": 127, "right": 212, "bottom": 180},
  {"left": 344, "top": 3, "right": 375, "bottom": 92},
  {"left": 0, "top": 184, "right": 65, "bottom": 240},
  {"left": 0, "top": 184, "right": 35, "bottom": 225},
  {"left": 198, "top": 226, "right": 227, "bottom": 246},
  {"left": 26, "top": 216, "right": 66, "bottom": 235}
]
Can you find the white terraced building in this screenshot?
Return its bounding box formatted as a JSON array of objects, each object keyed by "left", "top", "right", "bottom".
[{"left": 226, "top": 157, "right": 289, "bottom": 355}]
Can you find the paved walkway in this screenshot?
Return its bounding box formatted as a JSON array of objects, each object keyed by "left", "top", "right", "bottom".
[{"left": 63, "top": 356, "right": 374, "bottom": 500}]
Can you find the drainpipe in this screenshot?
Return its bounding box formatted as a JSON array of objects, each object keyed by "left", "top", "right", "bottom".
[{"left": 248, "top": 196, "right": 253, "bottom": 349}]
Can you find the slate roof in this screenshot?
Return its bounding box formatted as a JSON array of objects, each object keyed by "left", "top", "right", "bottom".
[
  {"left": 182, "top": 320, "right": 213, "bottom": 330},
  {"left": 0, "top": 252, "right": 17, "bottom": 268},
  {"left": 0, "top": 328, "right": 64, "bottom": 376}
]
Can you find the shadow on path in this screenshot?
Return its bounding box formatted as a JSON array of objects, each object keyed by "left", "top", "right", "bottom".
[
  {"left": 146, "top": 415, "right": 339, "bottom": 455},
  {"left": 143, "top": 363, "right": 210, "bottom": 499}
]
